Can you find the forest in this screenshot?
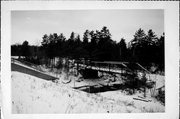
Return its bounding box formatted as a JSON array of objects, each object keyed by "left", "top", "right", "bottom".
[{"left": 11, "top": 26, "right": 164, "bottom": 73}]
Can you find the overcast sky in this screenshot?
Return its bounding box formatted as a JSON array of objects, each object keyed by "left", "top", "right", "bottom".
[{"left": 12, "top": 10, "right": 164, "bottom": 45}]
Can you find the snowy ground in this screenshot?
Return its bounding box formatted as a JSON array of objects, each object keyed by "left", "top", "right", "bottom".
[{"left": 12, "top": 71, "right": 165, "bottom": 114}]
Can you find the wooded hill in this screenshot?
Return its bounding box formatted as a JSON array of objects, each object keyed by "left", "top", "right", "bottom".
[{"left": 11, "top": 26, "right": 164, "bottom": 73}]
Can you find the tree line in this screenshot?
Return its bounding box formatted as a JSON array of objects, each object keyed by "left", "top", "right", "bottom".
[{"left": 11, "top": 26, "right": 164, "bottom": 72}]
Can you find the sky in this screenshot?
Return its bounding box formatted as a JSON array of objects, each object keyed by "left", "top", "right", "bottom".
[{"left": 11, "top": 10, "right": 164, "bottom": 46}]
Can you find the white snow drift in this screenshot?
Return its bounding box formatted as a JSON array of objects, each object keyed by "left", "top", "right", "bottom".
[{"left": 12, "top": 71, "right": 164, "bottom": 113}]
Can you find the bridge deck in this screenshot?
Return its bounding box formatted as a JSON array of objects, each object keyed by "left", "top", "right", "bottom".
[
  {"left": 75, "top": 60, "right": 151, "bottom": 75},
  {"left": 78, "top": 64, "right": 127, "bottom": 74}
]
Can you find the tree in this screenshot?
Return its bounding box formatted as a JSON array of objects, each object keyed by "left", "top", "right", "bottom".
[
  {"left": 83, "top": 30, "right": 90, "bottom": 44},
  {"left": 145, "top": 29, "right": 158, "bottom": 64},
  {"left": 82, "top": 30, "right": 90, "bottom": 58},
  {"left": 129, "top": 28, "right": 165, "bottom": 71},
  {"left": 38, "top": 28, "right": 164, "bottom": 72},
  {"left": 118, "top": 38, "right": 127, "bottom": 61},
  {"left": 41, "top": 34, "right": 56, "bottom": 66},
  {"left": 89, "top": 30, "right": 98, "bottom": 59},
  {"left": 89, "top": 30, "right": 98, "bottom": 45},
  {"left": 75, "top": 34, "right": 81, "bottom": 47},
  {"left": 21, "top": 40, "right": 30, "bottom": 59},
  {"left": 41, "top": 34, "right": 50, "bottom": 57},
  {"left": 73, "top": 34, "right": 83, "bottom": 59},
  {"left": 147, "top": 29, "right": 158, "bottom": 45},
  {"left": 48, "top": 34, "right": 56, "bottom": 59},
  {"left": 155, "top": 33, "right": 165, "bottom": 71},
  {"left": 57, "top": 33, "right": 66, "bottom": 57},
  {"left": 131, "top": 28, "right": 146, "bottom": 47},
  {"left": 65, "top": 32, "right": 76, "bottom": 58},
  {"left": 97, "top": 26, "right": 114, "bottom": 61},
  {"left": 69, "top": 32, "right": 75, "bottom": 42},
  {"left": 11, "top": 43, "right": 22, "bottom": 58},
  {"left": 100, "top": 26, "right": 111, "bottom": 40},
  {"left": 41, "top": 34, "right": 49, "bottom": 46},
  {"left": 58, "top": 33, "right": 66, "bottom": 42},
  {"left": 129, "top": 28, "right": 147, "bottom": 63}
]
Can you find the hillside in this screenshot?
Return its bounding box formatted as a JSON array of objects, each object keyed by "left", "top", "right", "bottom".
[{"left": 12, "top": 71, "right": 164, "bottom": 113}]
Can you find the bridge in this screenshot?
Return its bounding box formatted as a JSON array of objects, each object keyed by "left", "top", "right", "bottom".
[{"left": 73, "top": 60, "right": 152, "bottom": 79}]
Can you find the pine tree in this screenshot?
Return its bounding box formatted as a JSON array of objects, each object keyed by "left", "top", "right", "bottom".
[
  {"left": 21, "top": 40, "right": 30, "bottom": 59},
  {"left": 118, "top": 38, "right": 127, "bottom": 61}
]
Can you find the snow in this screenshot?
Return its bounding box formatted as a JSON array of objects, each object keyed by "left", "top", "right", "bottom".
[
  {"left": 12, "top": 71, "right": 165, "bottom": 113},
  {"left": 146, "top": 74, "right": 164, "bottom": 90}
]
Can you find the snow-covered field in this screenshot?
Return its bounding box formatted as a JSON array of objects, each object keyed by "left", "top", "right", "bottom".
[{"left": 12, "top": 71, "right": 165, "bottom": 114}]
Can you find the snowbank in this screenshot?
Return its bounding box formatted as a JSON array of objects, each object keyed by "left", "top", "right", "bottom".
[{"left": 12, "top": 71, "right": 164, "bottom": 113}]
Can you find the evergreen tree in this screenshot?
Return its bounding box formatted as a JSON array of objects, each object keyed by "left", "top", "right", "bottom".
[
  {"left": 21, "top": 40, "right": 30, "bottom": 59},
  {"left": 156, "top": 33, "right": 165, "bottom": 71},
  {"left": 131, "top": 28, "right": 146, "bottom": 47},
  {"left": 41, "top": 34, "right": 49, "bottom": 46},
  {"left": 97, "top": 26, "right": 113, "bottom": 61},
  {"left": 67, "top": 32, "right": 76, "bottom": 57},
  {"left": 82, "top": 30, "right": 90, "bottom": 58},
  {"left": 89, "top": 30, "right": 98, "bottom": 59},
  {"left": 36, "top": 27, "right": 164, "bottom": 72},
  {"left": 130, "top": 28, "right": 147, "bottom": 63},
  {"left": 57, "top": 33, "right": 66, "bottom": 57},
  {"left": 146, "top": 29, "right": 158, "bottom": 64},
  {"left": 83, "top": 30, "right": 90, "bottom": 44},
  {"left": 118, "top": 38, "right": 127, "bottom": 61},
  {"left": 147, "top": 29, "right": 158, "bottom": 45},
  {"left": 75, "top": 34, "right": 81, "bottom": 47}
]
